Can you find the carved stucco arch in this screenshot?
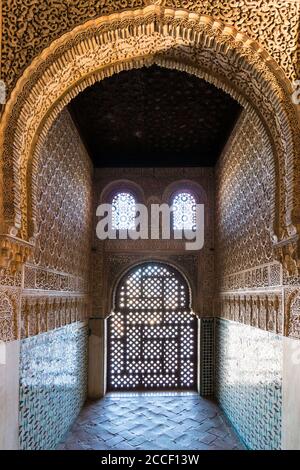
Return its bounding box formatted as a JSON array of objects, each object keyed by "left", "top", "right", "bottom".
[
  {"left": 285, "top": 289, "right": 300, "bottom": 338},
  {"left": 0, "top": 4, "right": 299, "bottom": 252}
]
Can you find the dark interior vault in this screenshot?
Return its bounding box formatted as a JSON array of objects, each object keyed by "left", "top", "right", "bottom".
[{"left": 69, "top": 65, "right": 241, "bottom": 167}]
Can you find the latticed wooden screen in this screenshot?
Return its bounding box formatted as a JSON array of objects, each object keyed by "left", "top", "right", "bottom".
[{"left": 107, "top": 262, "right": 197, "bottom": 391}]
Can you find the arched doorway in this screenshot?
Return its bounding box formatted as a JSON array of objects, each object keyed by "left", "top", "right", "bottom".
[
  {"left": 1, "top": 5, "right": 299, "bottom": 249},
  {"left": 107, "top": 262, "right": 197, "bottom": 392}
]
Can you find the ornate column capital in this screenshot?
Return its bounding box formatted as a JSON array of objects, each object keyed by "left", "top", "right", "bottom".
[
  {"left": 273, "top": 235, "right": 300, "bottom": 278},
  {"left": 0, "top": 234, "right": 33, "bottom": 273}
]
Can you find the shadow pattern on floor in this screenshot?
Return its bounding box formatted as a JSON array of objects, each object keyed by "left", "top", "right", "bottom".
[{"left": 58, "top": 392, "right": 245, "bottom": 450}]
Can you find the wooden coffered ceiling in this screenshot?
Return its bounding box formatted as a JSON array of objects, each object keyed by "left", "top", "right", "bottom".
[{"left": 69, "top": 65, "right": 241, "bottom": 167}]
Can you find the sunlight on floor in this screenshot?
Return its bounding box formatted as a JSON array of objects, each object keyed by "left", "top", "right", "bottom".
[{"left": 58, "top": 392, "right": 245, "bottom": 450}]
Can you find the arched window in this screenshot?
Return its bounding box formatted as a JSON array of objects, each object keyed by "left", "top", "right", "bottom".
[
  {"left": 108, "top": 262, "right": 196, "bottom": 391},
  {"left": 112, "top": 192, "right": 136, "bottom": 230},
  {"left": 172, "top": 192, "right": 197, "bottom": 231}
]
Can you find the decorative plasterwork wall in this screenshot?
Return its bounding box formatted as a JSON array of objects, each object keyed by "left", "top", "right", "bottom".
[
  {"left": 216, "top": 292, "right": 284, "bottom": 336},
  {"left": 285, "top": 288, "right": 300, "bottom": 339},
  {"left": 91, "top": 167, "right": 214, "bottom": 318},
  {"left": 215, "top": 110, "right": 275, "bottom": 280},
  {"left": 0, "top": 4, "right": 299, "bottom": 264},
  {"left": 215, "top": 110, "right": 300, "bottom": 340},
  {"left": 1, "top": 0, "right": 299, "bottom": 92},
  {"left": 32, "top": 110, "right": 92, "bottom": 279},
  {"left": 0, "top": 4, "right": 299, "bottom": 341},
  {"left": 0, "top": 110, "right": 92, "bottom": 341}
]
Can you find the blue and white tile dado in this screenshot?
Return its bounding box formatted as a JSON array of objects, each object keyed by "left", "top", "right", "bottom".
[
  {"left": 215, "top": 319, "right": 282, "bottom": 450},
  {"left": 19, "top": 322, "right": 88, "bottom": 450}
]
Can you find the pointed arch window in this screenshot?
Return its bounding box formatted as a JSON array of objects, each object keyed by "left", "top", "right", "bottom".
[
  {"left": 172, "top": 191, "right": 197, "bottom": 231},
  {"left": 112, "top": 192, "right": 136, "bottom": 230}
]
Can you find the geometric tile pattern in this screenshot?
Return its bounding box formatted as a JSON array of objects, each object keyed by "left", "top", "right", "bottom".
[
  {"left": 215, "top": 319, "right": 282, "bottom": 450},
  {"left": 19, "top": 322, "right": 88, "bottom": 450},
  {"left": 200, "top": 318, "right": 214, "bottom": 397},
  {"left": 58, "top": 392, "right": 244, "bottom": 450}
]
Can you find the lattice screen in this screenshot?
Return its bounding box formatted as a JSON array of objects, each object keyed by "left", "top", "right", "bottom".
[{"left": 107, "top": 263, "right": 197, "bottom": 391}]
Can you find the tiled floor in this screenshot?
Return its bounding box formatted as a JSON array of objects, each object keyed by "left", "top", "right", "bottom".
[{"left": 58, "top": 392, "right": 244, "bottom": 450}]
